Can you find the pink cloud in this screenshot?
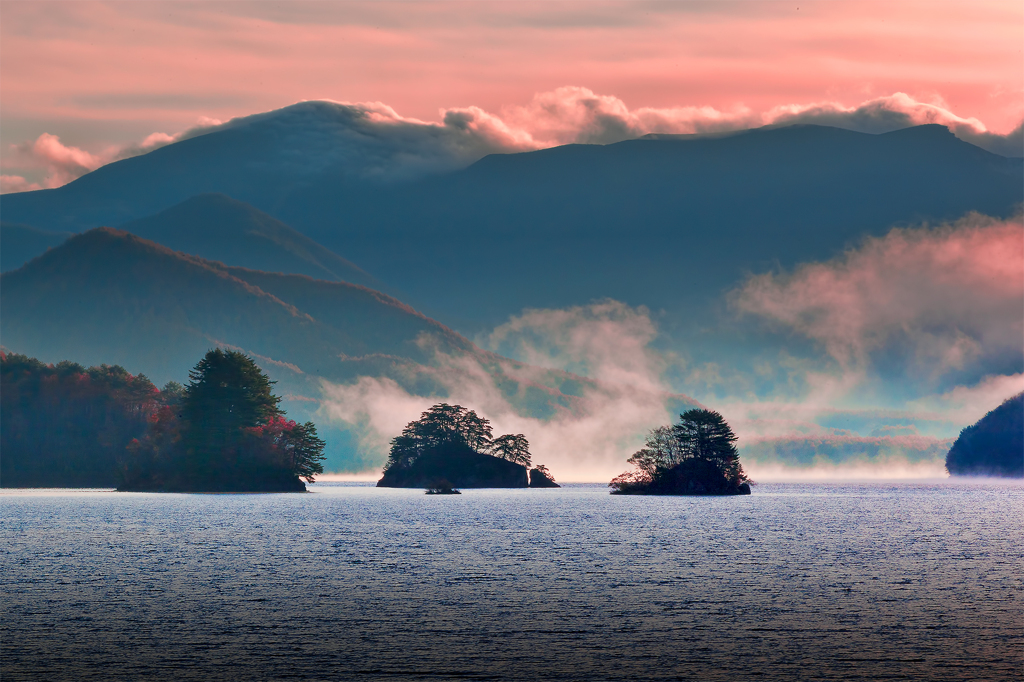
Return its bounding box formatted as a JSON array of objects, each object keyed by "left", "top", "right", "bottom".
[
  {"left": 732, "top": 214, "right": 1024, "bottom": 376},
  {"left": 9, "top": 133, "right": 104, "bottom": 188},
  {"left": 0, "top": 175, "right": 43, "bottom": 193},
  {"left": 2, "top": 119, "right": 221, "bottom": 192},
  {"left": 1, "top": 1, "right": 1020, "bottom": 168}
]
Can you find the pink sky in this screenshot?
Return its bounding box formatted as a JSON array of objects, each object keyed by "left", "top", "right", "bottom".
[{"left": 2, "top": 0, "right": 1022, "bottom": 185}]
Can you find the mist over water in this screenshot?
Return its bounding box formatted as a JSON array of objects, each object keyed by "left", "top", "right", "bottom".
[{"left": 2, "top": 482, "right": 1020, "bottom": 681}]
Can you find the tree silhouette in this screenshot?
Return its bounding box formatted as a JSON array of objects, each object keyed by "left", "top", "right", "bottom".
[
  {"left": 610, "top": 409, "right": 749, "bottom": 495},
  {"left": 491, "top": 433, "right": 532, "bottom": 467},
  {"left": 182, "top": 348, "right": 283, "bottom": 481},
  {"left": 379, "top": 403, "right": 543, "bottom": 488},
  {"left": 385, "top": 403, "right": 493, "bottom": 471},
  {"left": 945, "top": 392, "right": 1023, "bottom": 477},
  {"left": 121, "top": 349, "right": 324, "bottom": 491}
]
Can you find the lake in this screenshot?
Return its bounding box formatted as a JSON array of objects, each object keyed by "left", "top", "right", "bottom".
[{"left": 1, "top": 481, "right": 1020, "bottom": 681}]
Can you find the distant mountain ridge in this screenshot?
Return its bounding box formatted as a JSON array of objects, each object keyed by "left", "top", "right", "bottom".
[
  {"left": 119, "top": 193, "right": 378, "bottom": 288},
  {"left": 2, "top": 118, "right": 1018, "bottom": 337}
]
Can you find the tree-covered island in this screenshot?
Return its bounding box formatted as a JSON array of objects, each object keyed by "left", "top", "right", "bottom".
[
  {"left": 377, "top": 403, "right": 559, "bottom": 489},
  {"left": 610, "top": 409, "right": 751, "bottom": 495},
  {"left": 120, "top": 349, "right": 325, "bottom": 492}
]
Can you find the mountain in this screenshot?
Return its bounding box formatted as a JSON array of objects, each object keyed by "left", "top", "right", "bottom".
[
  {"left": 3, "top": 114, "right": 1019, "bottom": 335},
  {"left": 1, "top": 223, "right": 72, "bottom": 272},
  {"left": 0, "top": 101, "right": 477, "bottom": 232},
  {"left": 945, "top": 393, "right": 1024, "bottom": 477},
  {"left": 118, "top": 193, "right": 377, "bottom": 287},
  {"left": 1, "top": 228, "right": 678, "bottom": 471},
  {"left": 293, "top": 124, "right": 1022, "bottom": 330}
]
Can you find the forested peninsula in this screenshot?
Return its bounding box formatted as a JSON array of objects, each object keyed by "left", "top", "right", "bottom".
[
  {"left": 946, "top": 392, "right": 1023, "bottom": 478},
  {"left": 1, "top": 349, "right": 325, "bottom": 491}
]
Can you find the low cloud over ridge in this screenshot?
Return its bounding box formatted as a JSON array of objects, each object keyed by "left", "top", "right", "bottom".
[
  {"left": 732, "top": 213, "right": 1024, "bottom": 382},
  {"left": 3, "top": 89, "right": 1020, "bottom": 193}
]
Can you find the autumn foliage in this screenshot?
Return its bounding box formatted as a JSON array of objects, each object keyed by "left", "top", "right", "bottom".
[
  {"left": 120, "top": 349, "right": 325, "bottom": 491},
  {"left": 1, "top": 352, "right": 162, "bottom": 487}
]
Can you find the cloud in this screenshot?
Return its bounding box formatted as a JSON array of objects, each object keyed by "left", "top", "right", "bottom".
[
  {"left": 494, "top": 88, "right": 1022, "bottom": 155},
  {"left": 2, "top": 119, "right": 222, "bottom": 192},
  {"left": 765, "top": 93, "right": 1024, "bottom": 157},
  {"left": 907, "top": 372, "right": 1024, "bottom": 425},
  {"left": 732, "top": 214, "right": 1024, "bottom": 380},
  {"left": 742, "top": 438, "right": 952, "bottom": 481},
  {"left": 0, "top": 175, "right": 43, "bottom": 193},
  {"left": 485, "top": 299, "right": 666, "bottom": 390},
  {"left": 314, "top": 295, "right": 1020, "bottom": 480},
  {"left": 6, "top": 133, "right": 104, "bottom": 189},
  {"left": 4, "top": 89, "right": 1019, "bottom": 194},
  {"left": 319, "top": 301, "right": 689, "bottom": 481}
]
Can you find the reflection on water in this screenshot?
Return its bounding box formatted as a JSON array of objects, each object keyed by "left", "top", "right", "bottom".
[{"left": 1, "top": 482, "right": 1021, "bottom": 681}]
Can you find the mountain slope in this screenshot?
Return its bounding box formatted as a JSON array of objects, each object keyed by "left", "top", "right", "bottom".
[
  {"left": 119, "top": 193, "right": 377, "bottom": 287},
  {"left": 292, "top": 124, "right": 1023, "bottom": 335},
  {"left": 0, "top": 101, "right": 475, "bottom": 232},
  {"left": 0, "top": 228, "right": 471, "bottom": 386}
]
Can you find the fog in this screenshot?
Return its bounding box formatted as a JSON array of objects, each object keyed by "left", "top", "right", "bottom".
[{"left": 317, "top": 217, "right": 1021, "bottom": 481}]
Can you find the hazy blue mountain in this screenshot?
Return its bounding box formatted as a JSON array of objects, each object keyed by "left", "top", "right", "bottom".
[
  {"left": 1, "top": 223, "right": 72, "bottom": 272},
  {"left": 3, "top": 115, "right": 1018, "bottom": 338},
  {"left": 2, "top": 229, "right": 688, "bottom": 471},
  {"left": 0, "top": 101, "right": 480, "bottom": 232},
  {"left": 292, "top": 124, "right": 1022, "bottom": 330},
  {"left": 118, "top": 193, "right": 378, "bottom": 288}
]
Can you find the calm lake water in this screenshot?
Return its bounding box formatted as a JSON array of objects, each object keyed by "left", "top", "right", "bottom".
[{"left": 1, "top": 481, "right": 1021, "bottom": 681}]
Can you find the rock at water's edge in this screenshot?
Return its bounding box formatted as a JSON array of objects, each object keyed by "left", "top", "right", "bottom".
[{"left": 529, "top": 467, "right": 560, "bottom": 488}]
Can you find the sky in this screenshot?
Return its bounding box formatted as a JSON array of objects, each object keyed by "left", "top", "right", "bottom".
[
  {"left": 1, "top": 0, "right": 1021, "bottom": 478},
  {"left": 2, "top": 0, "right": 1022, "bottom": 188}
]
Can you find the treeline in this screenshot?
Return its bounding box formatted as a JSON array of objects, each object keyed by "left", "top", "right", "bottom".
[
  {"left": 1, "top": 352, "right": 170, "bottom": 487},
  {"left": 1, "top": 349, "right": 325, "bottom": 491}
]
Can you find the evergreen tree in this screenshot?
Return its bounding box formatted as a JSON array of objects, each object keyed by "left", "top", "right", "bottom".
[
  {"left": 121, "top": 349, "right": 324, "bottom": 491},
  {"left": 385, "top": 403, "right": 493, "bottom": 471},
  {"left": 491, "top": 433, "right": 532, "bottom": 467},
  {"left": 182, "top": 349, "right": 282, "bottom": 481},
  {"left": 610, "top": 409, "right": 749, "bottom": 495}
]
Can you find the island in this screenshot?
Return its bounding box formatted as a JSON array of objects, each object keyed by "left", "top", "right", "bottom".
[
  {"left": 377, "top": 403, "right": 558, "bottom": 489},
  {"left": 609, "top": 409, "right": 751, "bottom": 495},
  {"left": 118, "top": 349, "right": 325, "bottom": 492},
  {"left": 946, "top": 392, "right": 1023, "bottom": 478}
]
